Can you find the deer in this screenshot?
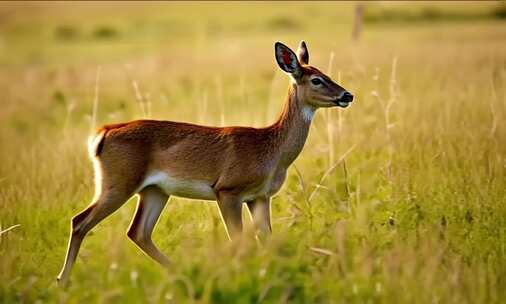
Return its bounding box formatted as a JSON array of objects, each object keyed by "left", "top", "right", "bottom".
[{"left": 57, "top": 41, "right": 353, "bottom": 283}]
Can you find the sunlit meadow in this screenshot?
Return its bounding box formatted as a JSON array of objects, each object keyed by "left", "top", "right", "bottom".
[{"left": 1, "top": 2, "right": 505, "bottom": 303}]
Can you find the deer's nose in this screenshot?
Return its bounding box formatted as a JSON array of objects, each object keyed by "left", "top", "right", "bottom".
[{"left": 341, "top": 92, "right": 354, "bottom": 103}]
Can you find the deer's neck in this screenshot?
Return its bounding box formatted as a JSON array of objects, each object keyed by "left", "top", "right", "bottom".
[{"left": 270, "top": 84, "right": 315, "bottom": 168}]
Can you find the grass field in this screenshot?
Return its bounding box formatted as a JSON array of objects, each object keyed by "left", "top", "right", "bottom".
[{"left": 1, "top": 2, "right": 506, "bottom": 303}]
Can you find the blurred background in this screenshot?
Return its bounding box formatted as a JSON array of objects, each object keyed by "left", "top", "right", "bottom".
[{"left": 1, "top": 1, "right": 505, "bottom": 303}]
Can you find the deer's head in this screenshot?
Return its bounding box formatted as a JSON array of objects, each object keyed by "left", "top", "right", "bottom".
[{"left": 275, "top": 41, "right": 353, "bottom": 109}]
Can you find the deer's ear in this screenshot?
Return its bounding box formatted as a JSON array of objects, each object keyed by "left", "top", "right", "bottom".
[
  {"left": 297, "top": 41, "right": 309, "bottom": 65},
  {"left": 275, "top": 42, "right": 303, "bottom": 79}
]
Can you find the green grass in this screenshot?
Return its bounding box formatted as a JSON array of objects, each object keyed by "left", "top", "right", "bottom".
[{"left": 1, "top": 2, "right": 506, "bottom": 303}]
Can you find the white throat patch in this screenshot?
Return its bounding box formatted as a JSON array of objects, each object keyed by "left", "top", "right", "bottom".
[{"left": 302, "top": 106, "right": 315, "bottom": 122}]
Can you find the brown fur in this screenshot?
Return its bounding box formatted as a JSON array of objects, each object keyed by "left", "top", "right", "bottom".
[
  {"left": 93, "top": 83, "right": 314, "bottom": 195},
  {"left": 57, "top": 41, "right": 352, "bottom": 284}
]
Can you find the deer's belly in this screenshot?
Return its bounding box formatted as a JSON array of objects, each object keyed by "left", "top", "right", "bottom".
[
  {"left": 140, "top": 169, "right": 287, "bottom": 202},
  {"left": 140, "top": 171, "right": 216, "bottom": 200}
]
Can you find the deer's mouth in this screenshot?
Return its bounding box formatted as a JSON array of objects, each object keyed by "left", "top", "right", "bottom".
[
  {"left": 333, "top": 98, "right": 351, "bottom": 108},
  {"left": 336, "top": 101, "right": 350, "bottom": 108}
]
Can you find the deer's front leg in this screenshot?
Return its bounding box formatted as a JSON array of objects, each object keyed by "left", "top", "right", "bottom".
[
  {"left": 247, "top": 196, "right": 272, "bottom": 240},
  {"left": 216, "top": 191, "right": 243, "bottom": 240}
]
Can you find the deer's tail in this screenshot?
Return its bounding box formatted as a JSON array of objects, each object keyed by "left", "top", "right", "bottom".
[{"left": 87, "top": 128, "right": 107, "bottom": 158}]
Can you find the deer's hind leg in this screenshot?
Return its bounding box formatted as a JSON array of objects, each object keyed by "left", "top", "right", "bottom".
[
  {"left": 57, "top": 154, "right": 143, "bottom": 284},
  {"left": 57, "top": 188, "right": 132, "bottom": 284},
  {"left": 127, "top": 186, "right": 170, "bottom": 267}
]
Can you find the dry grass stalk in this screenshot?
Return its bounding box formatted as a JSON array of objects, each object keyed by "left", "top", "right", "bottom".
[
  {"left": 91, "top": 66, "right": 102, "bottom": 133},
  {"left": 0, "top": 224, "right": 20, "bottom": 235}
]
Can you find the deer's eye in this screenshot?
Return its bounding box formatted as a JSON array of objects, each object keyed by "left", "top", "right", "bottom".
[{"left": 311, "top": 78, "right": 323, "bottom": 86}]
